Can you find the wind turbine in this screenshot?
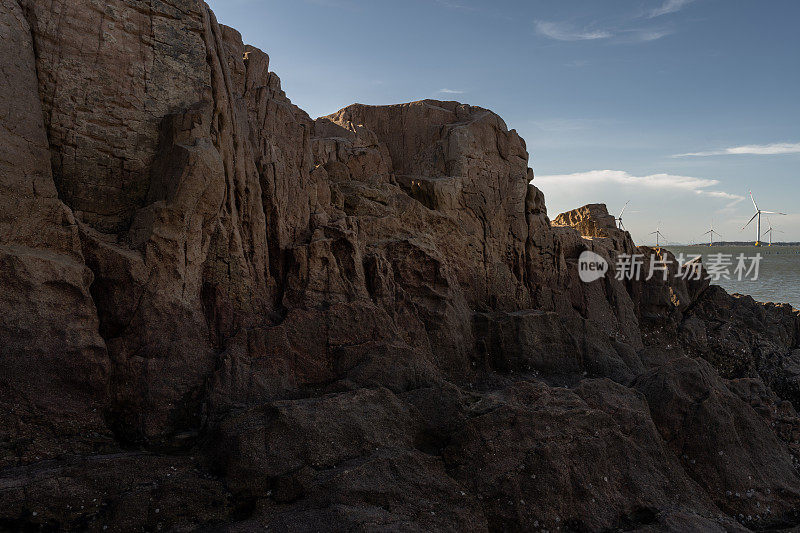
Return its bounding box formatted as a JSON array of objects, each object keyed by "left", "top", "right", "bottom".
[
  {"left": 650, "top": 224, "right": 667, "bottom": 248},
  {"left": 615, "top": 201, "right": 630, "bottom": 230},
  {"left": 743, "top": 190, "right": 786, "bottom": 246},
  {"left": 762, "top": 217, "right": 784, "bottom": 247},
  {"left": 703, "top": 221, "right": 722, "bottom": 247}
]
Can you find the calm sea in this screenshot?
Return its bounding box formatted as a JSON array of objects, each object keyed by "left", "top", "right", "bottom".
[{"left": 666, "top": 245, "right": 800, "bottom": 310}]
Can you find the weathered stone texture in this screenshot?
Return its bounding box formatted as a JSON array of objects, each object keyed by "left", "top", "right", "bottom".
[
  {"left": 0, "top": 0, "right": 109, "bottom": 468},
  {"left": 2, "top": 1, "right": 800, "bottom": 530}
]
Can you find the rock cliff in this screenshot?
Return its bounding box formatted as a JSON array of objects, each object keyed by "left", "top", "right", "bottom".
[{"left": 2, "top": 1, "right": 800, "bottom": 531}]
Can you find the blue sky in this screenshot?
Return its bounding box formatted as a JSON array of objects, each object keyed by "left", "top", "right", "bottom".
[{"left": 208, "top": 0, "right": 800, "bottom": 245}]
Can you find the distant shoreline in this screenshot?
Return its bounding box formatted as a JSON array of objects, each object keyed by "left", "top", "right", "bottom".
[
  {"left": 665, "top": 244, "right": 800, "bottom": 310},
  {"left": 672, "top": 242, "right": 800, "bottom": 247}
]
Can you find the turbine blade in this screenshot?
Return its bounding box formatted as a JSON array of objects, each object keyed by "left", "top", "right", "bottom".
[
  {"left": 703, "top": 230, "right": 712, "bottom": 235},
  {"left": 761, "top": 211, "right": 787, "bottom": 215},
  {"left": 619, "top": 200, "right": 630, "bottom": 218},
  {"left": 750, "top": 190, "right": 759, "bottom": 211},
  {"left": 742, "top": 212, "right": 758, "bottom": 230}
]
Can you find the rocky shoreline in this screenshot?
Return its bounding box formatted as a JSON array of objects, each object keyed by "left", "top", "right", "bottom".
[{"left": 2, "top": 1, "right": 800, "bottom": 531}]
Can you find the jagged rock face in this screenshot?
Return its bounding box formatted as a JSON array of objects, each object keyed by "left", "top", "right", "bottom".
[
  {"left": 315, "top": 100, "right": 533, "bottom": 324},
  {"left": 2, "top": 1, "right": 800, "bottom": 531},
  {"left": 19, "top": 0, "right": 213, "bottom": 233},
  {"left": 324, "top": 101, "right": 532, "bottom": 311},
  {"left": 0, "top": 0, "right": 110, "bottom": 467}
]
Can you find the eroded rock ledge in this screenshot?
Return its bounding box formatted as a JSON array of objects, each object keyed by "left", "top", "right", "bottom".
[{"left": 2, "top": 1, "right": 800, "bottom": 531}]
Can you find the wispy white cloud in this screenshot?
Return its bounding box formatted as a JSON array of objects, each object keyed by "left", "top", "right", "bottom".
[
  {"left": 534, "top": 169, "right": 744, "bottom": 205},
  {"left": 534, "top": 21, "right": 612, "bottom": 41},
  {"left": 535, "top": 20, "right": 671, "bottom": 43},
  {"left": 649, "top": 0, "right": 694, "bottom": 18},
  {"left": 438, "top": 88, "right": 465, "bottom": 94},
  {"left": 625, "top": 28, "right": 673, "bottom": 42},
  {"left": 704, "top": 190, "right": 744, "bottom": 201},
  {"left": 674, "top": 142, "right": 800, "bottom": 157},
  {"left": 434, "top": 0, "right": 476, "bottom": 10}
]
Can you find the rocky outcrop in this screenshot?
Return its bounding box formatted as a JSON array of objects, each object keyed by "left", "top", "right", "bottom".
[
  {"left": 2, "top": 1, "right": 800, "bottom": 531},
  {"left": 553, "top": 203, "right": 619, "bottom": 239}
]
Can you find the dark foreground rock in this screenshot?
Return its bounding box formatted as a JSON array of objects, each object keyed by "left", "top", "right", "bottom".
[{"left": 2, "top": 1, "right": 800, "bottom": 531}]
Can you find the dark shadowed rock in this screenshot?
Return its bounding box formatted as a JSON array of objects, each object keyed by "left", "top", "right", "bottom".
[
  {"left": 0, "top": 0, "right": 110, "bottom": 468},
  {"left": 635, "top": 357, "right": 800, "bottom": 526},
  {"left": 2, "top": 1, "right": 800, "bottom": 530},
  {"left": 443, "top": 379, "right": 720, "bottom": 531}
]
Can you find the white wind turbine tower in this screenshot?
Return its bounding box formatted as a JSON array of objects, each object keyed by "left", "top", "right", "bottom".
[
  {"left": 703, "top": 221, "right": 722, "bottom": 247},
  {"left": 650, "top": 223, "right": 667, "bottom": 248},
  {"left": 615, "top": 201, "right": 630, "bottom": 230},
  {"left": 743, "top": 190, "right": 786, "bottom": 246},
  {"left": 762, "top": 217, "right": 784, "bottom": 247}
]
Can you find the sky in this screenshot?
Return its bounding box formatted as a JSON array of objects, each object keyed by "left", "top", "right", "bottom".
[{"left": 207, "top": 0, "right": 800, "bottom": 245}]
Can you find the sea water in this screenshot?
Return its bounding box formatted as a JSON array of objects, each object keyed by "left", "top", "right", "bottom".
[{"left": 666, "top": 245, "right": 800, "bottom": 310}]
